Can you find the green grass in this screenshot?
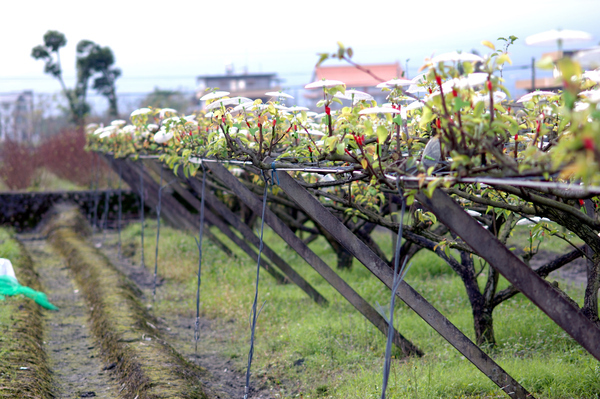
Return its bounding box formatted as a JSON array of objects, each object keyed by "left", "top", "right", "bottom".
[
  {"left": 117, "top": 219, "right": 599, "bottom": 398},
  {"left": 0, "top": 228, "right": 54, "bottom": 398},
  {"left": 0, "top": 168, "right": 86, "bottom": 192}
]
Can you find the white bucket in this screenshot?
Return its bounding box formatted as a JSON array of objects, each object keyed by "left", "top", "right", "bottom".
[{"left": 0, "top": 258, "right": 17, "bottom": 280}]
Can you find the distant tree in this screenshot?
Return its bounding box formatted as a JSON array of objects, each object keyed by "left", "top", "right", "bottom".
[
  {"left": 76, "top": 40, "right": 121, "bottom": 118},
  {"left": 140, "top": 87, "right": 194, "bottom": 113},
  {"left": 31, "top": 30, "right": 121, "bottom": 128}
]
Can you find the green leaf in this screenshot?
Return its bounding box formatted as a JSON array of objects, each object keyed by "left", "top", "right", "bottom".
[
  {"left": 419, "top": 107, "right": 435, "bottom": 129},
  {"left": 536, "top": 55, "right": 555, "bottom": 70},
  {"left": 453, "top": 98, "right": 470, "bottom": 113},
  {"left": 473, "top": 101, "right": 485, "bottom": 118},
  {"left": 376, "top": 125, "right": 388, "bottom": 143}
]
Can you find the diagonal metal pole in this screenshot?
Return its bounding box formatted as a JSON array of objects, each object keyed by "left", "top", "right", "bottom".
[
  {"left": 206, "top": 162, "right": 423, "bottom": 357},
  {"left": 271, "top": 168, "right": 530, "bottom": 399},
  {"left": 416, "top": 188, "right": 600, "bottom": 361}
]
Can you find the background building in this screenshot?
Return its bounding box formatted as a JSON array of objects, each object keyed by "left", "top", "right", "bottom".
[
  {"left": 0, "top": 91, "right": 35, "bottom": 143},
  {"left": 196, "top": 67, "right": 282, "bottom": 106},
  {"left": 306, "top": 62, "right": 403, "bottom": 108}
]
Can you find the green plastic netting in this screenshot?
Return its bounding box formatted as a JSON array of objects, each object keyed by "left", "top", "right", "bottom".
[{"left": 0, "top": 275, "right": 58, "bottom": 310}]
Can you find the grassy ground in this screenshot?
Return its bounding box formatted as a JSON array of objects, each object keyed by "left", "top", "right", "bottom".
[
  {"left": 116, "top": 219, "right": 599, "bottom": 399},
  {"left": 0, "top": 228, "right": 54, "bottom": 398},
  {"left": 0, "top": 169, "right": 85, "bottom": 192}
]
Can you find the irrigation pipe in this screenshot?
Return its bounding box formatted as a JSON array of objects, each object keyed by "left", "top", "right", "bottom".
[
  {"left": 194, "top": 161, "right": 207, "bottom": 356},
  {"left": 244, "top": 171, "right": 269, "bottom": 399},
  {"left": 381, "top": 182, "right": 411, "bottom": 399},
  {"left": 153, "top": 167, "right": 177, "bottom": 301}
]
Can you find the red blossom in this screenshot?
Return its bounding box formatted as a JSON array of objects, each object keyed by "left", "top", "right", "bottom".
[
  {"left": 579, "top": 199, "right": 585, "bottom": 207},
  {"left": 452, "top": 88, "right": 458, "bottom": 97},
  {"left": 584, "top": 137, "right": 595, "bottom": 151}
]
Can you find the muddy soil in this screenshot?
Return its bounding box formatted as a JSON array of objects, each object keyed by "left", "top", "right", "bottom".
[
  {"left": 93, "top": 231, "right": 279, "bottom": 399},
  {"left": 19, "top": 235, "right": 121, "bottom": 398}
]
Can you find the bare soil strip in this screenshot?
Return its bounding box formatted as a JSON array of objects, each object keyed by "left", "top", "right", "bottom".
[
  {"left": 21, "top": 236, "right": 121, "bottom": 398},
  {"left": 97, "top": 232, "right": 277, "bottom": 399},
  {"left": 43, "top": 206, "right": 211, "bottom": 399}
]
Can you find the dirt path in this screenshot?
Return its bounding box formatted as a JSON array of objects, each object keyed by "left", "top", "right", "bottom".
[
  {"left": 20, "top": 235, "right": 121, "bottom": 398},
  {"left": 95, "top": 231, "right": 277, "bottom": 399}
]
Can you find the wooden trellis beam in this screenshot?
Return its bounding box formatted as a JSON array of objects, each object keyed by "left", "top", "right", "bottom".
[
  {"left": 143, "top": 160, "right": 327, "bottom": 304},
  {"left": 105, "top": 157, "right": 234, "bottom": 258},
  {"left": 206, "top": 162, "right": 423, "bottom": 357},
  {"left": 272, "top": 168, "right": 530, "bottom": 399},
  {"left": 416, "top": 188, "right": 600, "bottom": 361}
]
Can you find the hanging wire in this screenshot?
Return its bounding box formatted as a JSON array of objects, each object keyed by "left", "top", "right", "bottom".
[
  {"left": 153, "top": 168, "right": 178, "bottom": 301},
  {"left": 139, "top": 161, "right": 146, "bottom": 268},
  {"left": 153, "top": 166, "right": 163, "bottom": 302},
  {"left": 101, "top": 163, "right": 110, "bottom": 243},
  {"left": 92, "top": 153, "right": 100, "bottom": 232},
  {"left": 117, "top": 162, "right": 123, "bottom": 259},
  {"left": 244, "top": 171, "right": 269, "bottom": 399},
  {"left": 381, "top": 180, "right": 412, "bottom": 399},
  {"left": 194, "top": 161, "right": 207, "bottom": 357}
]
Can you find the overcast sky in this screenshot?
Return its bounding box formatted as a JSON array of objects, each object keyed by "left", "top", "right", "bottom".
[{"left": 2, "top": 0, "right": 600, "bottom": 111}]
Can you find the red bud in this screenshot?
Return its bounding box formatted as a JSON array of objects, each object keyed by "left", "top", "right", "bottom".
[
  {"left": 584, "top": 137, "right": 595, "bottom": 151},
  {"left": 514, "top": 134, "right": 518, "bottom": 141},
  {"left": 272, "top": 118, "right": 277, "bottom": 127},
  {"left": 436, "top": 119, "right": 441, "bottom": 129},
  {"left": 435, "top": 75, "right": 442, "bottom": 87},
  {"left": 246, "top": 121, "right": 251, "bottom": 128},
  {"left": 452, "top": 88, "right": 458, "bottom": 97},
  {"left": 325, "top": 106, "right": 331, "bottom": 116},
  {"left": 579, "top": 199, "right": 585, "bottom": 207},
  {"left": 486, "top": 80, "right": 493, "bottom": 92},
  {"left": 536, "top": 120, "right": 541, "bottom": 134}
]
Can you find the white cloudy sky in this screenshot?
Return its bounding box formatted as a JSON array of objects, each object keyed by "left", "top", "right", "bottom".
[{"left": 2, "top": 0, "right": 600, "bottom": 110}]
